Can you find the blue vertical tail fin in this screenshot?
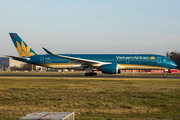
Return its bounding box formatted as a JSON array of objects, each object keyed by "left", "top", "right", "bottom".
[{"left": 9, "top": 33, "right": 37, "bottom": 57}]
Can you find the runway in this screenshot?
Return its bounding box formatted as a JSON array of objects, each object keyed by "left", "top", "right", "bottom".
[{"left": 0, "top": 74, "right": 180, "bottom": 79}]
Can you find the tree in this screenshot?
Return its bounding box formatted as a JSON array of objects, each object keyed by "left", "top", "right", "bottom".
[
  {"left": 10, "top": 66, "right": 19, "bottom": 71},
  {"left": 167, "top": 51, "right": 180, "bottom": 69},
  {"left": 20, "top": 63, "right": 35, "bottom": 71}
]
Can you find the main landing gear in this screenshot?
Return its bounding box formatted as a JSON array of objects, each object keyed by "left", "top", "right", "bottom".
[
  {"left": 85, "top": 72, "right": 97, "bottom": 76},
  {"left": 85, "top": 66, "right": 97, "bottom": 76}
]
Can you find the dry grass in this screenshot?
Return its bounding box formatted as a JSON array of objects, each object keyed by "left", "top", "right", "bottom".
[
  {"left": 0, "top": 71, "right": 180, "bottom": 77},
  {"left": 0, "top": 78, "right": 180, "bottom": 120}
]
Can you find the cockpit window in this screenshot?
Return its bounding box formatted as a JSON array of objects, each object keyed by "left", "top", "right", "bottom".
[{"left": 167, "top": 59, "right": 172, "bottom": 61}]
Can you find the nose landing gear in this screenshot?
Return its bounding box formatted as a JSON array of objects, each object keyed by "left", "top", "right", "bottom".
[
  {"left": 163, "top": 74, "right": 166, "bottom": 77},
  {"left": 163, "top": 70, "right": 167, "bottom": 77}
]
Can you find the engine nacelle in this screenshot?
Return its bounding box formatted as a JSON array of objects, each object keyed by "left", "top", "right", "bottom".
[{"left": 101, "top": 64, "right": 121, "bottom": 74}]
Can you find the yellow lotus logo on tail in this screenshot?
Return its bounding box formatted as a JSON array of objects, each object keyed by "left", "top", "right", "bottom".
[{"left": 16, "top": 41, "right": 35, "bottom": 57}]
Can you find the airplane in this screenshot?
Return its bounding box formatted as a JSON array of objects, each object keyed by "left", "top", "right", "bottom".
[{"left": 6, "top": 33, "right": 177, "bottom": 77}]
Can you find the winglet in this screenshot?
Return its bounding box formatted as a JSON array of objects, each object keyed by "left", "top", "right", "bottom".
[{"left": 42, "top": 47, "right": 53, "bottom": 55}]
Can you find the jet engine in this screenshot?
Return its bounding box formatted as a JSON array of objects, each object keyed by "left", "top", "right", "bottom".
[{"left": 101, "top": 64, "right": 121, "bottom": 74}]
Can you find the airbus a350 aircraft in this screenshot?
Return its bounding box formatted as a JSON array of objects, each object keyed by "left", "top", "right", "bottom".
[{"left": 6, "top": 33, "right": 177, "bottom": 77}]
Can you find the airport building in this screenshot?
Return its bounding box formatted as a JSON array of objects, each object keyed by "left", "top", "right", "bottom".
[
  {"left": 0, "top": 57, "right": 9, "bottom": 71},
  {"left": 0, "top": 57, "right": 26, "bottom": 71},
  {"left": 10, "top": 58, "right": 25, "bottom": 67}
]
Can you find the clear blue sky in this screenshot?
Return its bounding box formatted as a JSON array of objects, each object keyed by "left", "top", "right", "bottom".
[{"left": 0, "top": 0, "right": 180, "bottom": 57}]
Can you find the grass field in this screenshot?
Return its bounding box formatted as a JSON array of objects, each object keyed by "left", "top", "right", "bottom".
[
  {"left": 0, "top": 71, "right": 180, "bottom": 77},
  {"left": 0, "top": 77, "right": 180, "bottom": 120}
]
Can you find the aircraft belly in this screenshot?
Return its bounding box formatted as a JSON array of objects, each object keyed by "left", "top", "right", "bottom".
[
  {"left": 45, "top": 64, "right": 83, "bottom": 69},
  {"left": 118, "top": 64, "right": 168, "bottom": 70}
]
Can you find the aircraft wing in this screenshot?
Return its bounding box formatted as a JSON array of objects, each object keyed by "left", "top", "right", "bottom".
[
  {"left": 42, "top": 47, "right": 109, "bottom": 67},
  {"left": 4, "top": 55, "right": 30, "bottom": 61}
]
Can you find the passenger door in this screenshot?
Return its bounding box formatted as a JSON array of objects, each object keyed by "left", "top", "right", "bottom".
[
  {"left": 40, "top": 57, "right": 44, "bottom": 63},
  {"left": 157, "top": 57, "right": 161, "bottom": 64}
]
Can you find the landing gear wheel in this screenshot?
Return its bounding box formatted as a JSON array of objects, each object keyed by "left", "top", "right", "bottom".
[
  {"left": 85, "top": 72, "right": 97, "bottom": 76},
  {"left": 90, "top": 73, "right": 94, "bottom": 76},
  {"left": 163, "top": 74, "right": 166, "bottom": 77},
  {"left": 94, "top": 73, "right": 97, "bottom": 76},
  {"left": 85, "top": 73, "right": 89, "bottom": 76}
]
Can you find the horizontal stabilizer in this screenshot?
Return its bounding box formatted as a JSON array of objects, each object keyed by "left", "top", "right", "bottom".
[{"left": 4, "top": 55, "right": 30, "bottom": 61}]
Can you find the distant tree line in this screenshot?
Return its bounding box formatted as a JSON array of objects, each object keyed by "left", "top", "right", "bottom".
[
  {"left": 167, "top": 52, "right": 180, "bottom": 69},
  {"left": 10, "top": 63, "right": 35, "bottom": 71}
]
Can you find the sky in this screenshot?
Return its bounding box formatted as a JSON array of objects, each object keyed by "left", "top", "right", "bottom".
[{"left": 0, "top": 0, "right": 180, "bottom": 57}]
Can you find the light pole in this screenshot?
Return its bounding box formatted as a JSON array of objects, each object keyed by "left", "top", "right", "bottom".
[
  {"left": 167, "top": 45, "right": 170, "bottom": 58},
  {"left": 39, "top": 45, "right": 41, "bottom": 55},
  {"left": 43, "top": 45, "right": 45, "bottom": 54},
  {"left": 32, "top": 64, "right": 33, "bottom": 71}
]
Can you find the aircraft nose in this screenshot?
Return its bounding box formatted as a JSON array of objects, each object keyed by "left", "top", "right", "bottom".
[{"left": 173, "top": 62, "right": 178, "bottom": 68}]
